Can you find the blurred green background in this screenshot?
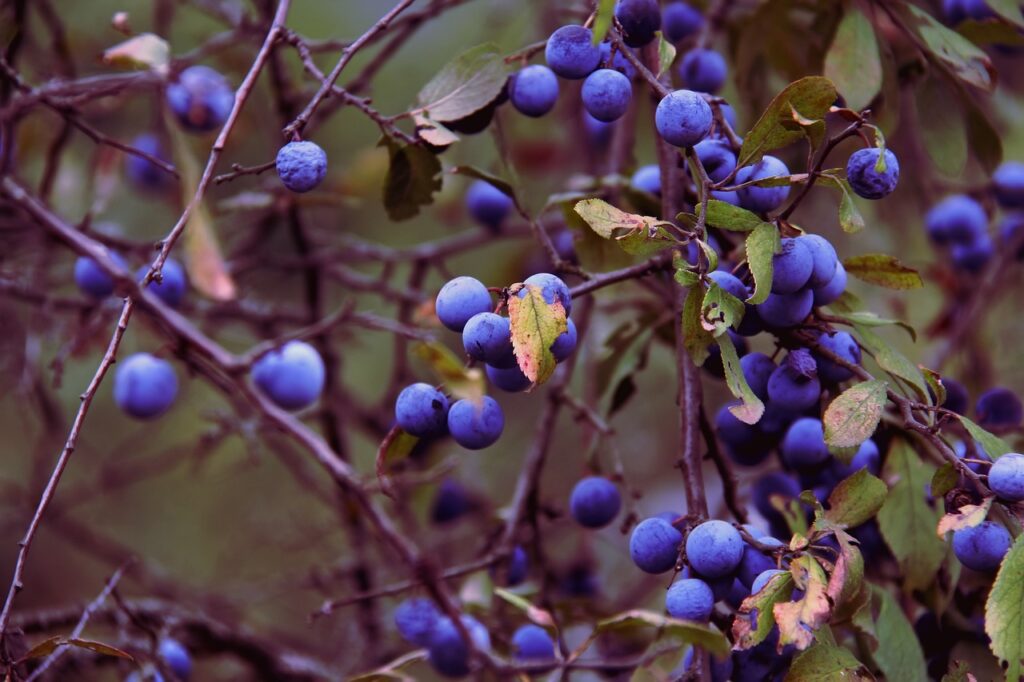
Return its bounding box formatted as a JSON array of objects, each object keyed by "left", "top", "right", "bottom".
[{"left": 1, "top": 0, "right": 1023, "bottom": 679}]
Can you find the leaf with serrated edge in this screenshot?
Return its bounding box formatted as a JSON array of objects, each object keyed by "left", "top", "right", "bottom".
[
  {"left": 877, "top": 438, "right": 945, "bottom": 592},
  {"left": 682, "top": 284, "right": 714, "bottom": 367},
  {"left": 701, "top": 282, "right": 745, "bottom": 335},
  {"left": 824, "top": 6, "right": 882, "bottom": 112},
  {"left": 718, "top": 330, "right": 765, "bottom": 424},
  {"left": 412, "top": 341, "right": 484, "bottom": 401},
  {"left": 825, "top": 470, "right": 887, "bottom": 528},
  {"left": 785, "top": 639, "right": 873, "bottom": 681},
  {"left": 417, "top": 43, "right": 509, "bottom": 122},
  {"left": 739, "top": 77, "right": 838, "bottom": 166},
  {"left": 958, "top": 416, "right": 1014, "bottom": 458},
  {"left": 700, "top": 199, "right": 768, "bottom": 232},
  {"left": 507, "top": 284, "right": 567, "bottom": 386},
  {"left": 937, "top": 497, "right": 995, "bottom": 537},
  {"left": 986, "top": 534, "right": 1024, "bottom": 682},
  {"left": 843, "top": 254, "right": 923, "bottom": 290},
  {"left": 873, "top": 585, "right": 929, "bottom": 682},
  {"left": 819, "top": 174, "right": 866, "bottom": 234},
  {"left": 824, "top": 380, "right": 887, "bottom": 449},
  {"left": 745, "top": 221, "right": 780, "bottom": 304},
  {"left": 733, "top": 570, "right": 794, "bottom": 649},
  {"left": 774, "top": 555, "right": 831, "bottom": 650}
]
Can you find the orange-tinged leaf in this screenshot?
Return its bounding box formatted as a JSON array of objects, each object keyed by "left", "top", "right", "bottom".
[
  {"left": 773, "top": 555, "right": 831, "bottom": 650},
  {"left": 507, "top": 284, "right": 567, "bottom": 386},
  {"left": 936, "top": 497, "right": 994, "bottom": 537},
  {"left": 102, "top": 33, "right": 169, "bottom": 73}
]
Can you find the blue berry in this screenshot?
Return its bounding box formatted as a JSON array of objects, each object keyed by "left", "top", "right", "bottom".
[
  {"left": 988, "top": 453, "right": 1024, "bottom": 502},
  {"left": 846, "top": 148, "right": 899, "bottom": 200},
  {"left": 125, "top": 134, "right": 171, "bottom": 190},
  {"left": 615, "top": 0, "right": 662, "bottom": 47},
  {"left": 510, "top": 65, "right": 559, "bottom": 117},
  {"left": 832, "top": 439, "right": 880, "bottom": 480},
  {"left": 694, "top": 139, "right": 737, "bottom": 183},
  {"left": 800, "top": 235, "right": 839, "bottom": 288},
  {"left": 598, "top": 42, "right": 638, "bottom": 79},
  {"left": 665, "top": 578, "right": 714, "bottom": 622},
  {"left": 447, "top": 397, "right": 504, "bottom": 449},
  {"left": 252, "top": 340, "right": 326, "bottom": 411},
  {"left": 462, "top": 313, "right": 515, "bottom": 367},
  {"left": 736, "top": 156, "right": 791, "bottom": 214},
  {"left": 465, "top": 180, "right": 513, "bottom": 231},
  {"left": 632, "top": 164, "right": 661, "bottom": 195},
  {"left": 493, "top": 545, "right": 529, "bottom": 586},
  {"left": 276, "top": 141, "right": 327, "bottom": 193},
  {"left": 75, "top": 252, "right": 125, "bottom": 299},
  {"left": 545, "top": 25, "right": 601, "bottom": 79},
  {"left": 485, "top": 363, "right": 531, "bottom": 393},
  {"left": 158, "top": 639, "right": 192, "bottom": 680},
  {"left": 551, "top": 318, "right": 578, "bottom": 362},
  {"left": 137, "top": 259, "right": 187, "bottom": 308},
  {"left": 685, "top": 520, "right": 744, "bottom": 578},
  {"left": 757, "top": 288, "right": 813, "bottom": 328},
  {"left": 165, "top": 65, "right": 235, "bottom": 133},
  {"left": 679, "top": 48, "right": 728, "bottom": 94},
  {"left": 751, "top": 568, "right": 787, "bottom": 594},
  {"left": 812, "top": 330, "right": 861, "bottom": 384},
  {"left": 428, "top": 615, "right": 491, "bottom": 678},
  {"left": 941, "top": 377, "right": 970, "bottom": 414},
  {"left": 781, "top": 417, "right": 829, "bottom": 470},
  {"left": 999, "top": 212, "right": 1024, "bottom": 259},
  {"left": 717, "top": 407, "right": 773, "bottom": 467},
  {"left": 954, "top": 439, "right": 992, "bottom": 474},
  {"left": 737, "top": 538, "right": 784, "bottom": 588},
  {"left": 114, "top": 353, "right": 178, "bottom": 419},
  {"left": 570, "top": 476, "right": 621, "bottom": 528},
  {"left": 976, "top": 387, "right": 1023, "bottom": 431},
  {"left": 771, "top": 237, "right": 814, "bottom": 294},
  {"left": 952, "top": 521, "right": 1011, "bottom": 572},
  {"left": 520, "top": 273, "right": 572, "bottom": 315},
  {"left": 812, "top": 262, "right": 847, "bottom": 307},
  {"left": 993, "top": 160, "right": 1024, "bottom": 208},
  {"left": 951, "top": 236, "right": 993, "bottom": 273},
  {"left": 740, "top": 352, "right": 776, "bottom": 401},
  {"left": 395, "top": 383, "right": 450, "bottom": 437},
  {"left": 511, "top": 624, "right": 555, "bottom": 661},
  {"left": 581, "top": 68, "right": 633, "bottom": 122},
  {"left": 663, "top": 2, "right": 704, "bottom": 42},
  {"left": 395, "top": 597, "right": 441, "bottom": 645},
  {"left": 436, "top": 277, "right": 492, "bottom": 332},
  {"left": 630, "top": 517, "right": 683, "bottom": 574},
  {"left": 655, "top": 89, "right": 712, "bottom": 148},
  {"left": 431, "top": 478, "right": 473, "bottom": 523},
  {"left": 767, "top": 349, "right": 820, "bottom": 413},
  {"left": 925, "top": 195, "right": 987, "bottom": 246}
]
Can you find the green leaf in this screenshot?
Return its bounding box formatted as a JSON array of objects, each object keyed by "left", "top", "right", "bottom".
[
  {"left": 826, "top": 530, "right": 867, "bottom": 617},
  {"left": 819, "top": 173, "right": 866, "bottom": 234},
  {"left": 656, "top": 32, "right": 676, "bottom": 77},
  {"left": 899, "top": 4, "right": 995, "bottom": 91},
  {"left": 842, "top": 254, "right": 923, "bottom": 290},
  {"left": 376, "top": 426, "right": 418, "bottom": 496},
  {"left": 785, "top": 640, "right": 872, "bottom": 681},
  {"left": 618, "top": 223, "right": 678, "bottom": 257},
  {"left": 828, "top": 308, "right": 916, "bottom": 342},
  {"left": 449, "top": 165, "right": 515, "bottom": 199},
  {"left": 823, "top": 381, "right": 888, "bottom": 449},
  {"left": 774, "top": 555, "right": 832, "bottom": 650},
  {"left": 916, "top": 75, "right": 967, "bottom": 178},
  {"left": 682, "top": 285, "right": 715, "bottom": 367},
  {"left": 931, "top": 462, "right": 959, "bottom": 498},
  {"left": 985, "top": 0, "right": 1024, "bottom": 26},
  {"left": 824, "top": 7, "right": 881, "bottom": 112},
  {"left": 958, "top": 415, "right": 1014, "bottom": 458},
  {"left": 102, "top": 33, "right": 170, "bottom": 73},
  {"left": 877, "top": 439, "right": 945, "bottom": 592},
  {"left": 573, "top": 199, "right": 678, "bottom": 255},
  {"left": 593, "top": 610, "right": 730, "bottom": 658},
  {"left": 701, "top": 282, "right": 745, "bottom": 336},
  {"left": 921, "top": 367, "right": 946, "bottom": 406},
  {"left": 745, "top": 221, "right": 780, "bottom": 304},
  {"left": 380, "top": 136, "right": 442, "bottom": 221},
  {"left": 494, "top": 587, "right": 555, "bottom": 628},
  {"left": 595, "top": 315, "right": 657, "bottom": 417},
  {"left": 718, "top": 329, "right": 765, "bottom": 424},
  {"left": 739, "top": 77, "right": 838, "bottom": 166},
  {"left": 936, "top": 497, "right": 994, "bottom": 537},
  {"left": 940, "top": 660, "right": 974, "bottom": 682},
  {"left": 508, "top": 283, "right": 568, "bottom": 386},
  {"left": 825, "top": 469, "right": 887, "bottom": 528},
  {"left": 872, "top": 585, "right": 928, "bottom": 682},
  {"left": 417, "top": 43, "right": 509, "bottom": 122},
  {"left": 412, "top": 341, "right": 485, "bottom": 401},
  {"left": 963, "top": 95, "right": 1003, "bottom": 174},
  {"left": 349, "top": 650, "right": 428, "bottom": 682},
  {"left": 592, "top": 0, "right": 616, "bottom": 44},
  {"left": 733, "top": 570, "right": 795, "bottom": 649},
  {"left": 986, "top": 534, "right": 1024, "bottom": 682},
  {"left": 852, "top": 324, "right": 929, "bottom": 401},
  {"left": 167, "top": 120, "right": 236, "bottom": 301},
  {"left": 700, "top": 199, "right": 770, "bottom": 232},
  {"left": 66, "top": 638, "right": 134, "bottom": 661}
]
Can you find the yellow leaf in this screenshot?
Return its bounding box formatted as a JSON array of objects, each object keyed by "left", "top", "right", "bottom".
[
  {"left": 102, "top": 33, "right": 169, "bottom": 74},
  {"left": 507, "top": 284, "right": 567, "bottom": 387}
]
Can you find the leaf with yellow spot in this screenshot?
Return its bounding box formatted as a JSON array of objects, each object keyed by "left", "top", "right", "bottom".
[
  {"left": 774, "top": 555, "right": 831, "bottom": 650},
  {"left": 507, "top": 283, "right": 568, "bottom": 386}
]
